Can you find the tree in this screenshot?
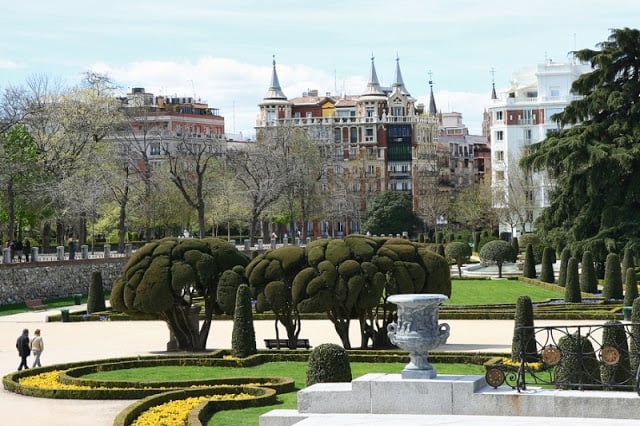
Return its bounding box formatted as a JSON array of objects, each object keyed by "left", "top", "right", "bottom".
[
  {"left": 564, "top": 257, "right": 582, "bottom": 303},
  {"left": 521, "top": 28, "right": 640, "bottom": 254},
  {"left": 445, "top": 241, "right": 472, "bottom": 278},
  {"left": 539, "top": 246, "right": 555, "bottom": 283},
  {"left": 363, "top": 191, "right": 417, "bottom": 236},
  {"left": 580, "top": 251, "right": 598, "bottom": 293},
  {"left": 231, "top": 284, "right": 257, "bottom": 358},
  {"left": 511, "top": 295, "right": 537, "bottom": 362},
  {"left": 479, "top": 240, "right": 515, "bottom": 278},
  {"left": 110, "top": 237, "right": 249, "bottom": 351},
  {"left": 558, "top": 247, "right": 571, "bottom": 287},
  {"left": 451, "top": 179, "right": 496, "bottom": 231},
  {"left": 603, "top": 253, "right": 623, "bottom": 300},
  {"left": 624, "top": 267, "right": 638, "bottom": 307},
  {"left": 522, "top": 243, "right": 537, "bottom": 279}
]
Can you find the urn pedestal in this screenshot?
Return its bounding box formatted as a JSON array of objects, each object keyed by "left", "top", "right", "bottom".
[{"left": 387, "top": 294, "right": 450, "bottom": 379}]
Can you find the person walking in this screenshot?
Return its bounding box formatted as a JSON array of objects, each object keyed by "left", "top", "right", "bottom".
[
  {"left": 30, "top": 329, "right": 44, "bottom": 368},
  {"left": 16, "top": 329, "right": 30, "bottom": 370},
  {"left": 23, "top": 238, "right": 31, "bottom": 262}
]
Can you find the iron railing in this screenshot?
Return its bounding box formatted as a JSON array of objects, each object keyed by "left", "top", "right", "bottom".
[{"left": 485, "top": 323, "right": 640, "bottom": 394}]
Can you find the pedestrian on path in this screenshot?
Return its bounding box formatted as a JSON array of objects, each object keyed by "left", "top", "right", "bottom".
[
  {"left": 30, "top": 328, "right": 44, "bottom": 367},
  {"left": 16, "top": 328, "right": 30, "bottom": 370}
]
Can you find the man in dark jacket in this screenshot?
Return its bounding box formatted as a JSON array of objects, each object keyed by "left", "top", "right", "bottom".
[{"left": 16, "top": 329, "right": 30, "bottom": 370}]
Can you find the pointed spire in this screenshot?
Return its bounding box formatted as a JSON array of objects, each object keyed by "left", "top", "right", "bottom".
[
  {"left": 264, "top": 55, "right": 287, "bottom": 100},
  {"left": 392, "top": 54, "right": 409, "bottom": 95},
  {"left": 363, "top": 54, "right": 385, "bottom": 96},
  {"left": 490, "top": 67, "right": 497, "bottom": 100},
  {"left": 428, "top": 70, "right": 437, "bottom": 115}
]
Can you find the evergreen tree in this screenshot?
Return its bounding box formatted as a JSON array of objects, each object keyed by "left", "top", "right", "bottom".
[
  {"left": 579, "top": 251, "right": 598, "bottom": 293},
  {"left": 87, "top": 271, "right": 106, "bottom": 314},
  {"left": 624, "top": 267, "right": 638, "bottom": 307},
  {"left": 600, "top": 320, "right": 631, "bottom": 388},
  {"left": 231, "top": 284, "right": 257, "bottom": 358},
  {"left": 564, "top": 257, "right": 581, "bottom": 303},
  {"left": 629, "top": 297, "right": 640, "bottom": 378},
  {"left": 622, "top": 248, "right": 635, "bottom": 275},
  {"left": 539, "top": 246, "right": 555, "bottom": 284},
  {"left": 511, "top": 237, "right": 520, "bottom": 262},
  {"left": 558, "top": 247, "right": 571, "bottom": 287},
  {"left": 603, "top": 253, "right": 624, "bottom": 300},
  {"left": 511, "top": 295, "right": 537, "bottom": 362},
  {"left": 362, "top": 191, "right": 417, "bottom": 236},
  {"left": 521, "top": 28, "right": 640, "bottom": 253},
  {"left": 523, "top": 243, "right": 537, "bottom": 279}
]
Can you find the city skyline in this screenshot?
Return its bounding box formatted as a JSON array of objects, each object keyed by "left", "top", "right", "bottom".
[{"left": 2, "top": 1, "right": 638, "bottom": 137}]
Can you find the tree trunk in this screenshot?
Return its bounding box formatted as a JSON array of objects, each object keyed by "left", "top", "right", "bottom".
[
  {"left": 197, "top": 203, "right": 206, "bottom": 239},
  {"left": 118, "top": 184, "right": 128, "bottom": 253},
  {"left": 330, "top": 315, "right": 351, "bottom": 349},
  {"left": 160, "top": 305, "right": 203, "bottom": 351},
  {"left": 7, "top": 179, "right": 15, "bottom": 239}
]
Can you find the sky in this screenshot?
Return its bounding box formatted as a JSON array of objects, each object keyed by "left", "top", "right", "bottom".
[{"left": 2, "top": 1, "right": 639, "bottom": 138}]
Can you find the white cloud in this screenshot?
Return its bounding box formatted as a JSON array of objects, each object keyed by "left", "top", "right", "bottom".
[{"left": 0, "top": 59, "right": 20, "bottom": 69}]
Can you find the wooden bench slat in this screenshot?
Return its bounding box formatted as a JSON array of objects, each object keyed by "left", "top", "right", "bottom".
[
  {"left": 264, "top": 338, "right": 311, "bottom": 349},
  {"left": 25, "top": 299, "right": 47, "bottom": 310}
]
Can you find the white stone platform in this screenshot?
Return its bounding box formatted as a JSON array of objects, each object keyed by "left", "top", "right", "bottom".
[{"left": 260, "top": 373, "right": 640, "bottom": 425}]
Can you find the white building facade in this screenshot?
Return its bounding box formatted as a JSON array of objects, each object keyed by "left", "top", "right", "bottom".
[{"left": 487, "top": 60, "right": 590, "bottom": 237}]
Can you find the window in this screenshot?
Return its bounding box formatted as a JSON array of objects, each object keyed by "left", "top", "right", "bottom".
[
  {"left": 334, "top": 128, "right": 341, "bottom": 143},
  {"left": 495, "top": 151, "right": 504, "bottom": 161},
  {"left": 365, "top": 127, "right": 374, "bottom": 142},
  {"left": 550, "top": 87, "right": 560, "bottom": 97},
  {"left": 495, "top": 130, "right": 504, "bottom": 141},
  {"left": 496, "top": 170, "right": 505, "bottom": 181},
  {"left": 150, "top": 143, "right": 161, "bottom": 155},
  {"left": 294, "top": 112, "right": 301, "bottom": 118},
  {"left": 306, "top": 111, "right": 312, "bottom": 118},
  {"left": 350, "top": 127, "right": 358, "bottom": 143},
  {"left": 495, "top": 111, "right": 503, "bottom": 121},
  {"left": 393, "top": 106, "right": 402, "bottom": 116}
]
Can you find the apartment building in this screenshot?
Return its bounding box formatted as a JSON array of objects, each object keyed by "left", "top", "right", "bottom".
[{"left": 486, "top": 60, "right": 590, "bottom": 237}]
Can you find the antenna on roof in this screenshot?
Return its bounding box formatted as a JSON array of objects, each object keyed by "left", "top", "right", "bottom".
[{"left": 188, "top": 79, "right": 196, "bottom": 99}]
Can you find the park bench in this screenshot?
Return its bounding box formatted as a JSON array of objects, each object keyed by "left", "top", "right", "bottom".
[
  {"left": 264, "top": 338, "right": 311, "bottom": 349},
  {"left": 25, "top": 298, "right": 47, "bottom": 310}
]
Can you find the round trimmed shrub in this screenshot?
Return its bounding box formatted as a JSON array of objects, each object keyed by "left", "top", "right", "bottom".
[
  {"left": 580, "top": 251, "right": 598, "bottom": 293},
  {"left": 564, "top": 257, "right": 581, "bottom": 303},
  {"left": 306, "top": 343, "right": 352, "bottom": 386},
  {"left": 554, "top": 332, "right": 601, "bottom": 389},
  {"left": 479, "top": 240, "right": 515, "bottom": 278},
  {"left": 539, "top": 247, "right": 555, "bottom": 284},
  {"left": 603, "top": 253, "right": 623, "bottom": 300},
  {"left": 445, "top": 241, "right": 472, "bottom": 278}
]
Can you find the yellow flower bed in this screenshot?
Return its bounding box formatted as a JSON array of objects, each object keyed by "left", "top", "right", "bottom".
[
  {"left": 131, "top": 393, "right": 252, "bottom": 426},
  {"left": 500, "top": 357, "right": 544, "bottom": 372},
  {"left": 19, "top": 371, "right": 99, "bottom": 390}
]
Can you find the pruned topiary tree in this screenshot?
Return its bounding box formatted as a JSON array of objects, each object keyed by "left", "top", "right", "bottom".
[
  {"left": 580, "top": 251, "right": 598, "bottom": 293},
  {"left": 511, "top": 295, "right": 537, "bottom": 362},
  {"left": 110, "top": 237, "right": 249, "bottom": 351},
  {"left": 558, "top": 247, "right": 571, "bottom": 287},
  {"left": 600, "top": 320, "right": 631, "bottom": 388},
  {"left": 306, "top": 343, "right": 352, "bottom": 386},
  {"left": 445, "top": 241, "right": 472, "bottom": 278},
  {"left": 539, "top": 246, "right": 555, "bottom": 284},
  {"left": 564, "top": 257, "right": 581, "bottom": 303},
  {"left": 629, "top": 297, "right": 640, "bottom": 379},
  {"left": 624, "top": 267, "right": 638, "bottom": 307},
  {"left": 603, "top": 253, "right": 623, "bottom": 300},
  {"left": 479, "top": 240, "right": 515, "bottom": 278},
  {"left": 554, "top": 332, "right": 601, "bottom": 390},
  {"left": 231, "top": 284, "right": 257, "bottom": 358},
  {"left": 511, "top": 237, "right": 520, "bottom": 262},
  {"left": 522, "top": 243, "right": 537, "bottom": 279},
  {"left": 87, "top": 271, "right": 106, "bottom": 314},
  {"left": 622, "top": 248, "right": 635, "bottom": 277}
]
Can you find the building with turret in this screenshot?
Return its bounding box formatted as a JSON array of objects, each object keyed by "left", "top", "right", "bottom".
[{"left": 256, "top": 57, "right": 489, "bottom": 237}]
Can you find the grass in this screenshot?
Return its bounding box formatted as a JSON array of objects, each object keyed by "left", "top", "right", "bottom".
[
  {"left": 446, "top": 279, "right": 564, "bottom": 305},
  {"left": 83, "top": 361, "right": 485, "bottom": 426}
]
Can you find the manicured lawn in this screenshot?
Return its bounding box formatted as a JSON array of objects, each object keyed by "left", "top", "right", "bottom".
[
  {"left": 84, "top": 361, "right": 485, "bottom": 426},
  {"left": 446, "top": 279, "right": 563, "bottom": 305}
]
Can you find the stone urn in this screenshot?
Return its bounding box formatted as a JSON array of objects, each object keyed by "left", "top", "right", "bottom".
[{"left": 387, "top": 294, "right": 450, "bottom": 379}]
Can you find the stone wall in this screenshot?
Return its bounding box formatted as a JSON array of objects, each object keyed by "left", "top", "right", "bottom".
[{"left": 0, "top": 259, "right": 127, "bottom": 305}]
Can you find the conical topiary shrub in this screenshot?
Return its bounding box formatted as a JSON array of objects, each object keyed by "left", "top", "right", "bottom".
[
  {"left": 603, "top": 253, "right": 623, "bottom": 300},
  {"left": 600, "top": 320, "right": 631, "bottom": 388},
  {"left": 523, "top": 243, "right": 537, "bottom": 279},
  {"left": 624, "top": 267, "right": 638, "bottom": 307},
  {"left": 306, "top": 343, "right": 352, "bottom": 386},
  {"left": 87, "top": 271, "right": 106, "bottom": 314},
  {"left": 511, "top": 237, "right": 520, "bottom": 262},
  {"left": 231, "top": 284, "right": 257, "bottom": 358},
  {"left": 629, "top": 297, "right": 640, "bottom": 379},
  {"left": 554, "top": 332, "right": 601, "bottom": 390},
  {"left": 564, "top": 257, "right": 581, "bottom": 303},
  {"left": 558, "top": 247, "right": 571, "bottom": 287},
  {"left": 580, "top": 251, "right": 598, "bottom": 294},
  {"left": 511, "top": 295, "right": 538, "bottom": 362},
  {"left": 622, "top": 248, "right": 635, "bottom": 277},
  {"left": 540, "top": 247, "right": 555, "bottom": 284},
  {"left": 473, "top": 231, "right": 481, "bottom": 252}
]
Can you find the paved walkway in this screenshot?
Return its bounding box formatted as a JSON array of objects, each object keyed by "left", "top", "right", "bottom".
[{"left": 0, "top": 305, "right": 612, "bottom": 426}]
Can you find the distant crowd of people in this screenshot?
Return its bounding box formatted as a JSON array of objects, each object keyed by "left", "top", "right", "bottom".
[{"left": 5, "top": 238, "right": 32, "bottom": 262}]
